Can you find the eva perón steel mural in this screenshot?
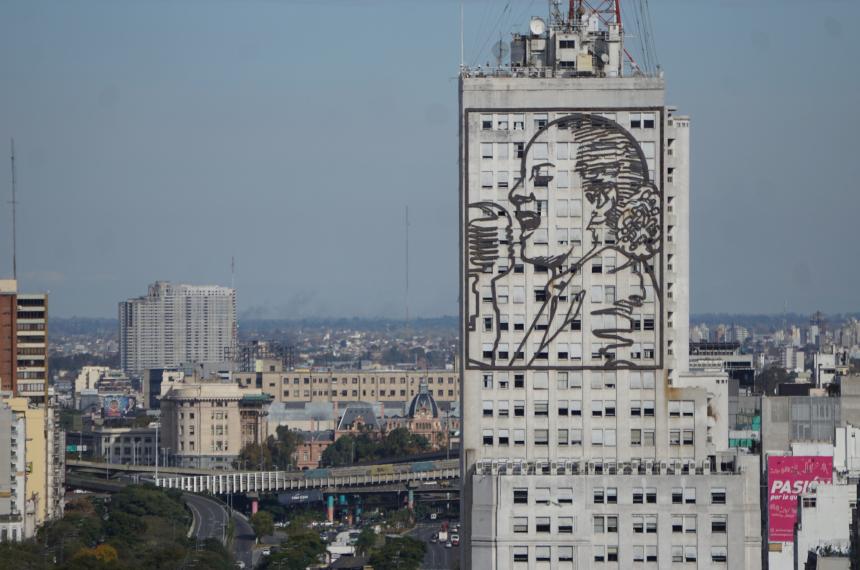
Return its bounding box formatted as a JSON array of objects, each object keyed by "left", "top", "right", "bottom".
[{"left": 466, "top": 112, "right": 663, "bottom": 371}]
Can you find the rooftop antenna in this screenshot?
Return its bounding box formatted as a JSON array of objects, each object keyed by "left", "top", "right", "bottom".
[
  {"left": 405, "top": 206, "right": 410, "bottom": 329},
  {"left": 492, "top": 36, "right": 510, "bottom": 67},
  {"left": 231, "top": 256, "right": 235, "bottom": 290},
  {"left": 459, "top": 3, "right": 464, "bottom": 70},
  {"left": 9, "top": 138, "right": 18, "bottom": 280}
]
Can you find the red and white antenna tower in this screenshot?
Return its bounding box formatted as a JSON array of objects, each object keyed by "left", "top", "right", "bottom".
[{"left": 570, "top": 0, "right": 643, "bottom": 74}]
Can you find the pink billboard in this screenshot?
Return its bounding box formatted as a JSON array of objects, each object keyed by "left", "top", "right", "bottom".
[{"left": 767, "top": 455, "right": 832, "bottom": 542}]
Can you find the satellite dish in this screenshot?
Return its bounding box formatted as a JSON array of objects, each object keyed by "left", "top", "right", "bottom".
[
  {"left": 492, "top": 40, "right": 510, "bottom": 66},
  {"left": 529, "top": 17, "right": 546, "bottom": 36},
  {"left": 600, "top": 53, "right": 610, "bottom": 64}
]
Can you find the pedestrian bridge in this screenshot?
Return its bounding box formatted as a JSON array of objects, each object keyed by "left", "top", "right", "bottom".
[{"left": 153, "top": 459, "right": 460, "bottom": 494}]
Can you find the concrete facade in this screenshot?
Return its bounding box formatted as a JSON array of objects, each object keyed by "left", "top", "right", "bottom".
[
  {"left": 119, "top": 282, "right": 236, "bottom": 378},
  {"left": 234, "top": 366, "right": 460, "bottom": 406},
  {"left": 458, "top": 11, "right": 760, "bottom": 569},
  {"left": 471, "top": 454, "right": 759, "bottom": 569},
  {"left": 160, "top": 378, "right": 270, "bottom": 469},
  {"left": 794, "top": 483, "right": 855, "bottom": 569},
  {"left": 0, "top": 398, "right": 27, "bottom": 541}
]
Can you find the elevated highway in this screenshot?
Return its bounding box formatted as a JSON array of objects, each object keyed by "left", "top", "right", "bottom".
[
  {"left": 155, "top": 459, "right": 459, "bottom": 494},
  {"left": 67, "top": 458, "right": 460, "bottom": 494}
]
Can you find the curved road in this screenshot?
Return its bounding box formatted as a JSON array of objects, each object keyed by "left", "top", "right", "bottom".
[
  {"left": 182, "top": 493, "right": 255, "bottom": 567},
  {"left": 184, "top": 494, "right": 229, "bottom": 543},
  {"left": 231, "top": 511, "right": 255, "bottom": 569}
]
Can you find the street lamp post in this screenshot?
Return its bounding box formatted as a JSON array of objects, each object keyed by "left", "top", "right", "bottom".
[{"left": 149, "top": 422, "right": 161, "bottom": 483}]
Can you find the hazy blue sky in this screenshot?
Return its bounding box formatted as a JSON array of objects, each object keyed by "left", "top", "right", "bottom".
[{"left": 1, "top": 0, "right": 858, "bottom": 318}]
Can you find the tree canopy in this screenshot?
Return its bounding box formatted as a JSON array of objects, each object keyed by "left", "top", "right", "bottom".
[{"left": 321, "top": 428, "right": 430, "bottom": 467}]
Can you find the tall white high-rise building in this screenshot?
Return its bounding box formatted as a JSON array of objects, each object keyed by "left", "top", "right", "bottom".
[
  {"left": 119, "top": 282, "right": 236, "bottom": 377},
  {"left": 459, "top": 6, "right": 760, "bottom": 569}
]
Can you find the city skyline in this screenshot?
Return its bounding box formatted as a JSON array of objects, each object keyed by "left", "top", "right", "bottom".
[{"left": 1, "top": 0, "right": 859, "bottom": 319}]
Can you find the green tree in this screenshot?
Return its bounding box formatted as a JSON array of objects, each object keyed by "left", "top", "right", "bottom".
[
  {"left": 321, "top": 435, "right": 357, "bottom": 467},
  {"left": 369, "top": 536, "right": 426, "bottom": 570},
  {"left": 235, "top": 442, "right": 273, "bottom": 470},
  {"left": 756, "top": 366, "right": 796, "bottom": 395},
  {"left": 264, "top": 527, "right": 325, "bottom": 570},
  {"left": 250, "top": 511, "right": 275, "bottom": 542},
  {"left": 269, "top": 426, "right": 304, "bottom": 470},
  {"left": 355, "top": 526, "right": 377, "bottom": 556}
]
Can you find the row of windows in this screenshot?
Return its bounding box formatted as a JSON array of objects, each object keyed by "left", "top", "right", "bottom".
[
  {"left": 480, "top": 284, "right": 655, "bottom": 305},
  {"left": 481, "top": 342, "right": 656, "bottom": 361},
  {"left": 594, "top": 545, "right": 727, "bottom": 564},
  {"left": 513, "top": 486, "right": 727, "bottom": 506},
  {"left": 481, "top": 371, "right": 658, "bottom": 390},
  {"left": 480, "top": 314, "right": 657, "bottom": 336},
  {"left": 256, "top": 376, "right": 456, "bottom": 385},
  {"left": 483, "top": 427, "right": 693, "bottom": 448},
  {"left": 282, "top": 389, "right": 456, "bottom": 398},
  {"left": 479, "top": 111, "right": 657, "bottom": 133},
  {"left": 483, "top": 399, "right": 656, "bottom": 417}
]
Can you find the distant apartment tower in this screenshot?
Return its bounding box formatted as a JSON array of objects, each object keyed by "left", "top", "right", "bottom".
[
  {"left": 119, "top": 282, "right": 237, "bottom": 377},
  {"left": 459, "top": 6, "right": 760, "bottom": 569}
]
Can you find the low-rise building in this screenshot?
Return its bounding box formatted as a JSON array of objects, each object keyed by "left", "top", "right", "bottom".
[
  {"left": 160, "top": 377, "right": 271, "bottom": 469},
  {"left": 292, "top": 430, "right": 334, "bottom": 471}
]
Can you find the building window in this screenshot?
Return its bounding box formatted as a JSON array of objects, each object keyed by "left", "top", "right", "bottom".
[
  {"left": 712, "top": 515, "right": 727, "bottom": 533},
  {"left": 513, "top": 488, "right": 528, "bottom": 504},
  {"left": 711, "top": 546, "right": 727, "bottom": 563},
  {"left": 481, "top": 143, "right": 493, "bottom": 159},
  {"left": 513, "top": 517, "right": 528, "bottom": 533},
  {"left": 711, "top": 488, "right": 727, "bottom": 505},
  {"left": 558, "top": 488, "right": 573, "bottom": 505},
  {"left": 685, "top": 546, "right": 697, "bottom": 563},
  {"left": 646, "top": 545, "right": 657, "bottom": 562},
  {"left": 646, "top": 488, "right": 657, "bottom": 504},
  {"left": 513, "top": 546, "right": 528, "bottom": 563},
  {"left": 559, "top": 546, "right": 573, "bottom": 561},
  {"left": 514, "top": 400, "right": 525, "bottom": 416},
  {"left": 482, "top": 429, "right": 493, "bottom": 445},
  {"left": 534, "top": 429, "right": 549, "bottom": 446},
  {"left": 482, "top": 400, "right": 493, "bottom": 417},
  {"left": 535, "top": 517, "right": 550, "bottom": 533}
]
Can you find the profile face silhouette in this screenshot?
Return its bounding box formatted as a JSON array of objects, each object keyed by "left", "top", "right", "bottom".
[{"left": 508, "top": 113, "right": 659, "bottom": 270}]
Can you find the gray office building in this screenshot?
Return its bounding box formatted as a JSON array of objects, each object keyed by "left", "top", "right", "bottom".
[{"left": 459, "top": 5, "right": 760, "bottom": 568}]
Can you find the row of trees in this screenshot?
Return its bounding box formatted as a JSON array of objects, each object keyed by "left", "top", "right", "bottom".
[
  {"left": 320, "top": 428, "right": 430, "bottom": 467},
  {"left": 0, "top": 485, "right": 233, "bottom": 570}
]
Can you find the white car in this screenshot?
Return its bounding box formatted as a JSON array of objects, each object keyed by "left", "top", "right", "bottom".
[{"left": 261, "top": 548, "right": 271, "bottom": 556}]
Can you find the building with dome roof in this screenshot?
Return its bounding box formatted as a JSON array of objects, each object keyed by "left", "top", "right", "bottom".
[{"left": 385, "top": 382, "right": 456, "bottom": 449}]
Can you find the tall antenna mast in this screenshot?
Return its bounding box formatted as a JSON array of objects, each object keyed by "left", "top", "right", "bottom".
[
  {"left": 405, "top": 206, "right": 410, "bottom": 327},
  {"left": 10, "top": 138, "right": 18, "bottom": 280},
  {"left": 231, "top": 256, "right": 235, "bottom": 290},
  {"left": 459, "top": 3, "right": 464, "bottom": 69}
]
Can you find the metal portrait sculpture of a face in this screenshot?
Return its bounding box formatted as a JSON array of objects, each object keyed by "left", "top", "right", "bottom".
[{"left": 466, "top": 112, "right": 662, "bottom": 370}]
